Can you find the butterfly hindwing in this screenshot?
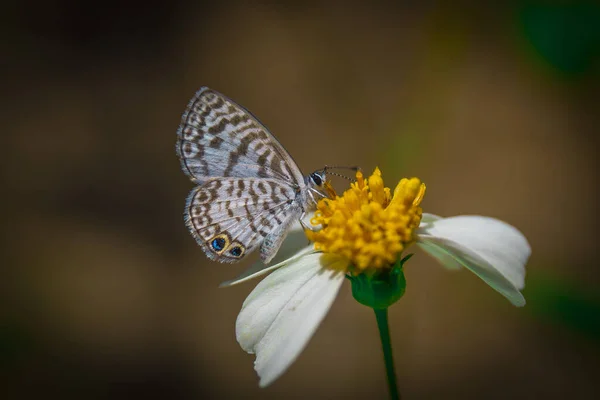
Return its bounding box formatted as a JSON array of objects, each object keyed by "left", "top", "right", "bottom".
[
  {"left": 185, "top": 178, "right": 301, "bottom": 263},
  {"left": 176, "top": 87, "right": 305, "bottom": 186}
]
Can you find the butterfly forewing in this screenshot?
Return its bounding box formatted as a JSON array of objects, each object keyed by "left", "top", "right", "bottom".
[{"left": 176, "top": 87, "right": 305, "bottom": 185}]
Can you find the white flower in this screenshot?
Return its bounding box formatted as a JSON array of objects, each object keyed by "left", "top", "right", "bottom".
[
  {"left": 226, "top": 214, "right": 530, "bottom": 387},
  {"left": 224, "top": 169, "right": 531, "bottom": 387}
]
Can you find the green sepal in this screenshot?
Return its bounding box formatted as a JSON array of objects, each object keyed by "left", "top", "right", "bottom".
[{"left": 349, "top": 254, "right": 412, "bottom": 309}]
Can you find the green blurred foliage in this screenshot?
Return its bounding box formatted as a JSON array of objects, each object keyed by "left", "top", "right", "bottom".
[
  {"left": 520, "top": 2, "right": 600, "bottom": 76},
  {"left": 525, "top": 271, "right": 600, "bottom": 342}
]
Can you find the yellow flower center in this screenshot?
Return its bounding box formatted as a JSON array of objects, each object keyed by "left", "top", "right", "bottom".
[{"left": 307, "top": 168, "right": 426, "bottom": 273}]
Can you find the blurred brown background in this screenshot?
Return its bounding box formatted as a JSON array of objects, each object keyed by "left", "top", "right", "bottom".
[{"left": 2, "top": 1, "right": 599, "bottom": 399}]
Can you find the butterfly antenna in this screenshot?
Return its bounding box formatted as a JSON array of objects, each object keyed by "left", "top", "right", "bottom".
[
  {"left": 324, "top": 170, "right": 355, "bottom": 182},
  {"left": 323, "top": 165, "right": 360, "bottom": 182},
  {"left": 324, "top": 165, "right": 361, "bottom": 172}
]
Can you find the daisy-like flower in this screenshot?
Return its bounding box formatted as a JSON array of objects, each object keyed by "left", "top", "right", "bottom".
[{"left": 225, "top": 168, "right": 530, "bottom": 389}]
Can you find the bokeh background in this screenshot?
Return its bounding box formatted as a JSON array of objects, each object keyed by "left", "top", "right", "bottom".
[{"left": 2, "top": 1, "right": 599, "bottom": 399}]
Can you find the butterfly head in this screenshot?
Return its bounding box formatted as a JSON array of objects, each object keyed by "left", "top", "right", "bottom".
[
  {"left": 305, "top": 166, "right": 361, "bottom": 206},
  {"left": 308, "top": 171, "right": 327, "bottom": 189},
  {"left": 305, "top": 170, "right": 337, "bottom": 207}
]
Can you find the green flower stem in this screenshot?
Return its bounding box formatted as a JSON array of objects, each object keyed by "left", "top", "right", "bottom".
[
  {"left": 374, "top": 307, "right": 400, "bottom": 400},
  {"left": 349, "top": 255, "right": 411, "bottom": 399}
]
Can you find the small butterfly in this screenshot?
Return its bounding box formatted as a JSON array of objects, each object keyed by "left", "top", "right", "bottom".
[{"left": 176, "top": 87, "right": 335, "bottom": 264}]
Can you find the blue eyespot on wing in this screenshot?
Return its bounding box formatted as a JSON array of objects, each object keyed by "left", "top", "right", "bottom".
[{"left": 211, "top": 237, "right": 226, "bottom": 251}]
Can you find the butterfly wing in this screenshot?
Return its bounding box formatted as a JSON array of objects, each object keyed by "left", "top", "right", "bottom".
[
  {"left": 185, "top": 177, "right": 303, "bottom": 263},
  {"left": 177, "top": 87, "right": 310, "bottom": 263},
  {"left": 176, "top": 87, "right": 305, "bottom": 186}
]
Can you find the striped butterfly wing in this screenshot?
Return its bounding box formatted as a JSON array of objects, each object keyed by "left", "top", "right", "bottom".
[
  {"left": 176, "top": 87, "right": 307, "bottom": 263},
  {"left": 176, "top": 87, "right": 305, "bottom": 185},
  {"left": 185, "top": 178, "right": 302, "bottom": 263}
]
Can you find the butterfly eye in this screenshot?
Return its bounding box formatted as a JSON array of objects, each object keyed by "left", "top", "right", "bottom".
[{"left": 310, "top": 172, "right": 323, "bottom": 187}]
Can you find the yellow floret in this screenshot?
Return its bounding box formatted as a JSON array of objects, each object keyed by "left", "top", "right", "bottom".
[{"left": 307, "top": 168, "right": 426, "bottom": 273}]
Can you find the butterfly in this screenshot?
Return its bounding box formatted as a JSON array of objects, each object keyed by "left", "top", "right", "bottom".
[{"left": 176, "top": 87, "right": 333, "bottom": 264}]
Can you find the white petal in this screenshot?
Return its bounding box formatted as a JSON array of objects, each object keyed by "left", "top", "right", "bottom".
[
  {"left": 417, "top": 239, "right": 464, "bottom": 270},
  {"left": 417, "top": 216, "right": 530, "bottom": 307},
  {"left": 420, "top": 212, "right": 443, "bottom": 224},
  {"left": 236, "top": 253, "right": 346, "bottom": 387},
  {"left": 219, "top": 245, "right": 314, "bottom": 287},
  {"left": 417, "top": 213, "right": 463, "bottom": 270}
]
